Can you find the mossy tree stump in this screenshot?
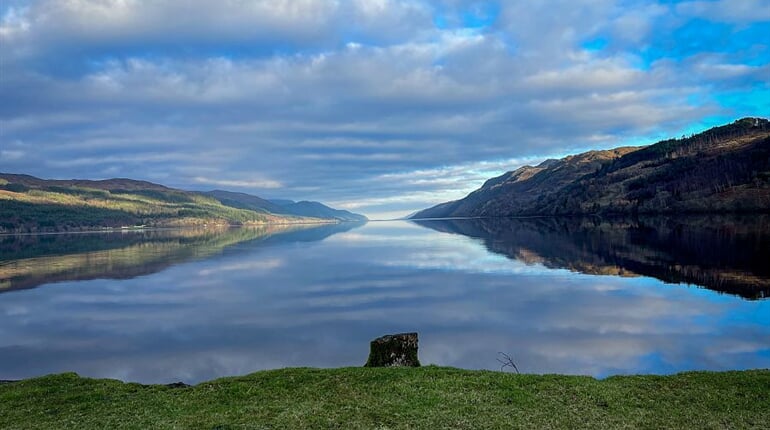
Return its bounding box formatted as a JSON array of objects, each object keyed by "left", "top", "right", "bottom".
[{"left": 364, "top": 332, "right": 420, "bottom": 367}]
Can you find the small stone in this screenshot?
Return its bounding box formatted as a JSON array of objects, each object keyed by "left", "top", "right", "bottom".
[{"left": 364, "top": 332, "right": 420, "bottom": 367}]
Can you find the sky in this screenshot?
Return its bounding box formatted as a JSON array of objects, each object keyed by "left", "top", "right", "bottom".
[{"left": 1, "top": 0, "right": 769, "bottom": 219}]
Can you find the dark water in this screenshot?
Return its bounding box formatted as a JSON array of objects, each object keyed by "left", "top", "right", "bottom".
[{"left": 1, "top": 216, "right": 768, "bottom": 383}]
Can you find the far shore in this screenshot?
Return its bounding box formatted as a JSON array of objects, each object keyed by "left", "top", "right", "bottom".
[{"left": 0, "top": 218, "right": 359, "bottom": 236}]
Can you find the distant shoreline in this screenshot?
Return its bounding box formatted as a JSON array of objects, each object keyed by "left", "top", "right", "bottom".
[{"left": 0, "top": 219, "right": 357, "bottom": 236}]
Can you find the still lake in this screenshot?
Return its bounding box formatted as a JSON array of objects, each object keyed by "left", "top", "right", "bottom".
[{"left": 1, "top": 216, "right": 769, "bottom": 384}]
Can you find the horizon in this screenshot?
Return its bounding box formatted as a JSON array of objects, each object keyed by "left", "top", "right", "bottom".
[{"left": 2, "top": 1, "right": 769, "bottom": 219}]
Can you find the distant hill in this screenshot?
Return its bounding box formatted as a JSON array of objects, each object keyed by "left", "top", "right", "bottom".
[
  {"left": 270, "top": 200, "right": 368, "bottom": 222},
  {"left": 202, "top": 191, "right": 367, "bottom": 222},
  {"left": 0, "top": 174, "right": 174, "bottom": 192},
  {"left": 412, "top": 118, "right": 770, "bottom": 218},
  {"left": 202, "top": 190, "right": 288, "bottom": 215},
  {"left": 268, "top": 199, "right": 296, "bottom": 206},
  {"left": 0, "top": 174, "right": 356, "bottom": 233}
]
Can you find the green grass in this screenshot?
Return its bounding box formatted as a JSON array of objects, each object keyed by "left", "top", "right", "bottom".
[{"left": 1, "top": 367, "right": 768, "bottom": 429}]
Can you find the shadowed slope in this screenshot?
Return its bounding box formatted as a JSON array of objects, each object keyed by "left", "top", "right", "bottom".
[{"left": 413, "top": 118, "right": 770, "bottom": 218}]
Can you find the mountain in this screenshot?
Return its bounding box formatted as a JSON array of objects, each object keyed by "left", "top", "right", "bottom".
[
  {"left": 268, "top": 199, "right": 296, "bottom": 206},
  {"left": 269, "top": 200, "right": 368, "bottom": 222},
  {"left": 412, "top": 118, "right": 770, "bottom": 218},
  {"left": 0, "top": 174, "right": 173, "bottom": 192},
  {"left": 202, "top": 191, "right": 367, "bottom": 222},
  {"left": 202, "top": 190, "right": 288, "bottom": 215},
  {"left": 0, "top": 174, "right": 334, "bottom": 233}
]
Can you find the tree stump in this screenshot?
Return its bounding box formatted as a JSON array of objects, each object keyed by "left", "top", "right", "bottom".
[{"left": 364, "top": 332, "right": 420, "bottom": 367}]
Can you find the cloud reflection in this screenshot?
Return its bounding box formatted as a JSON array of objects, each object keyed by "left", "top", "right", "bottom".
[{"left": 0, "top": 220, "right": 768, "bottom": 383}]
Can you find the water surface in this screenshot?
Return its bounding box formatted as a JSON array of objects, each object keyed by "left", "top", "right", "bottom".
[{"left": 1, "top": 217, "right": 768, "bottom": 383}]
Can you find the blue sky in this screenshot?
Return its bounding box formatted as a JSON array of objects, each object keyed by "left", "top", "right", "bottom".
[{"left": 1, "top": 0, "right": 768, "bottom": 219}]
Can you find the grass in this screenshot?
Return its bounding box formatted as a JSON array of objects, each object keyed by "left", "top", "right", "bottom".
[{"left": 1, "top": 367, "right": 768, "bottom": 429}]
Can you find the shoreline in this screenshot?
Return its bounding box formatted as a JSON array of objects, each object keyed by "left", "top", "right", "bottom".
[{"left": 0, "top": 219, "right": 357, "bottom": 237}]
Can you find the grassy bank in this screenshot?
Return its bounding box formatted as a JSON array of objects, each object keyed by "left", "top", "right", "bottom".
[{"left": 1, "top": 367, "right": 768, "bottom": 429}]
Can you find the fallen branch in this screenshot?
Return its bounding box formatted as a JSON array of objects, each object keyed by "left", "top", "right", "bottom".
[{"left": 497, "top": 352, "right": 520, "bottom": 374}]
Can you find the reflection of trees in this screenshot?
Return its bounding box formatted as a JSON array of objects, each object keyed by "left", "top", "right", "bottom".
[
  {"left": 414, "top": 215, "right": 770, "bottom": 300},
  {"left": 0, "top": 222, "right": 363, "bottom": 293}
]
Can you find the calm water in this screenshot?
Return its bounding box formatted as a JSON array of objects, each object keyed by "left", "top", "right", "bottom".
[{"left": 1, "top": 217, "right": 769, "bottom": 384}]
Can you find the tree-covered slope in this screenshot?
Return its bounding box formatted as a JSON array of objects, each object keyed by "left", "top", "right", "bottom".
[
  {"left": 271, "top": 200, "right": 368, "bottom": 221},
  {"left": 412, "top": 118, "right": 770, "bottom": 218},
  {"left": 0, "top": 174, "right": 321, "bottom": 233},
  {"left": 203, "top": 191, "right": 367, "bottom": 221}
]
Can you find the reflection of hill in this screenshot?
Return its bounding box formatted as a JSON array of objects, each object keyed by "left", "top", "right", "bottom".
[
  {"left": 260, "top": 221, "right": 367, "bottom": 244},
  {"left": 0, "top": 222, "right": 362, "bottom": 293},
  {"left": 413, "top": 216, "right": 770, "bottom": 300}
]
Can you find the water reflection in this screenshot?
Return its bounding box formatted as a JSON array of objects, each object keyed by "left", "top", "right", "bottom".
[
  {"left": 0, "top": 222, "right": 363, "bottom": 293},
  {"left": 0, "top": 220, "right": 768, "bottom": 383},
  {"left": 413, "top": 215, "right": 770, "bottom": 299}
]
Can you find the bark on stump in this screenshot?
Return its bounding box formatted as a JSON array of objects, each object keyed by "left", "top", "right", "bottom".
[{"left": 364, "top": 332, "right": 420, "bottom": 367}]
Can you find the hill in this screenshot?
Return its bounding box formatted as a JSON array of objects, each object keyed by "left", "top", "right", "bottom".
[
  {"left": 412, "top": 118, "right": 770, "bottom": 218},
  {"left": 202, "top": 190, "right": 289, "bottom": 215},
  {"left": 0, "top": 174, "right": 359, "bottom": 233},
  {"left": 270, "top": 199, "right": 367, "bottom": 222},
  {"left": 203, "top": 191, "right": 367, "bottom": 222}
]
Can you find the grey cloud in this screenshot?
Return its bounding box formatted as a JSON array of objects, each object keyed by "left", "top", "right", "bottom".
[
  {"left": 1, "top": 1, "right": 767, "bottom": 217},
  {"left": 1, "top": 0, "right": 434, "bottom": 64}
]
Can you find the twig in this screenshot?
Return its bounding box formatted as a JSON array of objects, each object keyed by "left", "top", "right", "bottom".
[{"left": 497, "top": 352, "right": 520, "bottom": 374}]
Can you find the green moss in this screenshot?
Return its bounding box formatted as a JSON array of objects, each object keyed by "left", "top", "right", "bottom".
[{"left": 1, "top": 368, "right": 767, "bottom": 429}]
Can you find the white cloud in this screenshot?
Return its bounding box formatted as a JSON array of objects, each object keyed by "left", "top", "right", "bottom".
[
  {"left": 1, "top": 149, "right": 25, "bottom": 160},
  {"left": 0, "top": 5, "right": 30, "bottom": 38},
  {"left": 1, "top": 0, "right": 433, "bottom": 60},
  {"left": 193, "top": 176, "right": 283, "bottom": 189},
  {"left": 0, "top": 0, "right": 766, "bottom": 216},
  {"left": 198, "top": 259, "right": 285, "bottom": 276}
]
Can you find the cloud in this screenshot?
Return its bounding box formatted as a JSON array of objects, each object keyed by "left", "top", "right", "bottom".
[
  {"left": 2, "top": 221, "right": 768, "bottom": 382},
  {"left": 0, "top": 0, "right": 433, "bottom": 64},
  {"left": 193, "top": 176, "right": 283, "bottom": 189},
  {"left": 676, "top": 0, "right": 770, "bottom": 24},
  {"left": 1, "top": 0, "right": 768, "bottom": 217},
  {"left": 0, "top": 149, "right": 25, "bottom": 160}
]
